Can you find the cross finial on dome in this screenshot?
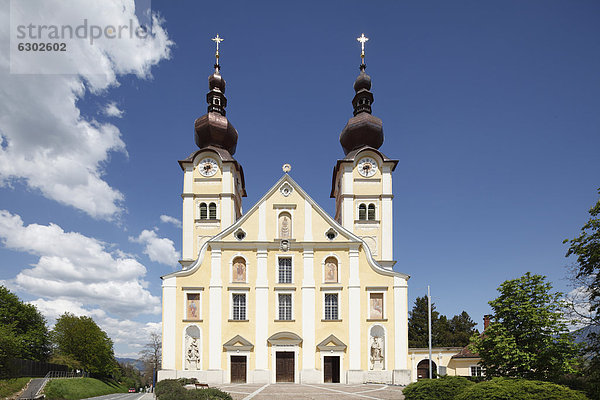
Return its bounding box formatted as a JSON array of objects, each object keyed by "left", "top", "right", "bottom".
[
  {"left": 357, "top": 33, "right": 369, "bottom": 65},
  {"left": 212, "top": 34, "right": 224, "bottom": 69}
]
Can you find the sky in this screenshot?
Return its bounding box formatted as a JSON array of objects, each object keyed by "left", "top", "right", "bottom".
[{"left": 1, "top": 0, "right": 599, "bottom": 357}]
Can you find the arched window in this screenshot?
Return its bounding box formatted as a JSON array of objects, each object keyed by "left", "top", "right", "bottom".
[
  {"left": 324, "top": 257, "right": 338, "bottom": 283},
  {"left": 279, "top": 212, "right": 292, "bottom": 239},
  {"left": 209, "top": 203, "right": 217, "bottom": 219},
  {"left": 368, "top": 203, "right": 376, "bottom": 220},
  {"left": 358, "top": 204, "right": 367, "bottom": 220},
  {"left": 232, "top": 257, "right": 246, "bottom": 283},
  {"left": 200, "top": 203, "right": 207, "bottom": 219}
]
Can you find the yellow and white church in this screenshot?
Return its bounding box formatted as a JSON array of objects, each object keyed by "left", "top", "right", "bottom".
[{"left": 158, "top": 36, "right": 462, "bottom": 386}]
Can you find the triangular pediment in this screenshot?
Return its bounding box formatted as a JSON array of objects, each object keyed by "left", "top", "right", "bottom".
[
  {"left": 223, "top": 334, "right": 253, "bottom": 351},
  {"left": 317, "top": 334, "right": 347, "bottom": 351}
]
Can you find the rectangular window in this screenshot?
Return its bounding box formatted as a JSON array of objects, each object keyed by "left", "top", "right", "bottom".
[
  {"left": 369, "top": 293, "right": 384, "bottom": 319},
  {"left": 278, "top": 257, "right": 292, "bottom": 283},
  {"left": 278, "top": 294, "right": 292, "bottom": 320},
  {"left": 186, "top": 293, "right": 200, "bottom": 320},
  {"left": 324, "top": 293, "right": 338, "bottom": 320},
  {"left": 470, "top": 366, "right": 483, "bottom": 377},
  {"left": 232, "top": 293, "right": 246, "bottom": 320}
]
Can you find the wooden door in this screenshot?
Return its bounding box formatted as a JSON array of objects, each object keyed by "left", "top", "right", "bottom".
[
  {"left": 323, "top": 356, "right": 340, "bottom": 383},
  {"left": 230, "top": 356, "right": 246, "bottom": 383},
  {"left": 275, "top": 352, "right": 294, "bottom": 382}
]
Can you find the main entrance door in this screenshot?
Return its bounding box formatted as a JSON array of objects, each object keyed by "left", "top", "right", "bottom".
[
  {"left": 275, "top": 352, "right": 295, "bottom": 382},
  {"left": 230, "top": 356, "right": 246, "bottom": 383},
  {"left": 323, "top": 356, "right": 340, "bottom": 383}
]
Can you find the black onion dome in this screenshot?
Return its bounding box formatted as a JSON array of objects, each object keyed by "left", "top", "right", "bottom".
[
  {"left": 353, "top": 70, "right": 371, "bottom": 92},
  {"left": 194, "top": 66, "right": 238, "bottom": 155},
  {"left": 208, "top": 71, "right": 226, "bottom": 92},
  {"left": 339, "top": 64, "right": 383, "bottom": 155}
]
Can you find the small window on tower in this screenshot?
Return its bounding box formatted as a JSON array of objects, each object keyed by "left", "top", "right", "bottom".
[
  {"left": 200, "top": 203, "right": 208, "bottom": 220},
  {"left": 209, "top": 203, "right": 217, "bottom": 219},
  {"left": 213, "top": 97, "right": 221, "bottom": 106},
  {"left": 359, "top": 204, "right": 367, "bottom": 220},
  {"left": 368, "top": 204, "right": 376, "bottom": 220}
]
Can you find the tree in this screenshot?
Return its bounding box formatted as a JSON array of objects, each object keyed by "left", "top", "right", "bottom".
[
  {"left": 409, "top": 295, "right": 439, "bottom": 348},
  {"left": 0, "top": 286, "right": 50, "bottom": 362},
  {"left": 564, "top": 188, "right": 600, "bottom": 397},
  {"left": 139, "top": 332, "right": 161, "bottom": 385},
  {"left": 471, "top": 272, "right": 580, "bottom": 381},
  {"left": 51, "top": 313, "right": 117, "bottom": 377},
  {"left": 409, "top": 295, "right": 478, "bottom": 348}
]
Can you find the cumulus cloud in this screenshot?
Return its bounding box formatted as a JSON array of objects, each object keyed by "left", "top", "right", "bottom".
[
  {"left": 0, "top": 0, "right": 173, "bottom": 220},
  {"left": 0, "top": 210, "right": 160, "bottom": 318},
  {"left": 30, "top": 298, "right": 161, "bottom": 357},
  {"left": 130, "top": 229, "right": 180, "bottom": 268},
  {"left": 160, "top": 214, "right": 182, "bottom": 228},
  {"left": 103, "top": 102, "right": 124, "bottom": 118}
]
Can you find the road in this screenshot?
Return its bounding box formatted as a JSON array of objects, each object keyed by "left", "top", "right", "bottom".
[{"left": 84, "top": 393, "right": 154, "bottom": 400}]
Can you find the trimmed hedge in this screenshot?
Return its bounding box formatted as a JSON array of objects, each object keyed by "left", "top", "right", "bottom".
[
  {"left": 403, "top": 376, "right": 474, "bottom": 400},
  {"left": 454, "top": 378, "right": 589, "bottom": 400},
  {"left": 155, "top": 379, "right": 232, "bottom": 400}
]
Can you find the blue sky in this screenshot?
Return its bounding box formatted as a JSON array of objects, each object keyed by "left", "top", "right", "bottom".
[{"left": 1, "top": 0, "right": 599, "bottom": 356}]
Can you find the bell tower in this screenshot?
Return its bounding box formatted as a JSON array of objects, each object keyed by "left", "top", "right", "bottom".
[
  {"left": 331, "top": 34, "right": 397, "bottom": 269},
  {"left": 178, "top": 35, "right": 246, "bottom": 267}
]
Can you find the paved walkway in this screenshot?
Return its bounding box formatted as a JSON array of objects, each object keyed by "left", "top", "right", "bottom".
[{"left": 213, "top": 383, "right": 405, "bottom": 400}]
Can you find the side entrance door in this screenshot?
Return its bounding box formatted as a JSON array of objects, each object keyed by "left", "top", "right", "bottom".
[
  {"left": 230, "top": 356, "right": 247, "bottom": 383},
  {"left": 275, "top": 352, "right": 295, "bottom": 382},
  {"left": 323, "top": 356, "right": 340, "bottom": 383}
]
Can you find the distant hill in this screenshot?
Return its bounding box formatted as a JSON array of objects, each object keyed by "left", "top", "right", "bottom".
[{"left": 116, "top": 357, "right": 145, "bottom": 371}]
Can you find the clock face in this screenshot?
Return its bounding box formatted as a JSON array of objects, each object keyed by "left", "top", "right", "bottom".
[
  {"left": 198, "top": 158, "right": 218, "bottom": 177},
  {"left": 358, "top": 157, "right": 378, "bottom": 177}
]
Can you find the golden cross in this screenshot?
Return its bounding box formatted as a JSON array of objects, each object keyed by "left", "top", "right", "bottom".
[
  {"left": 212, "top": 34, "right": 223, "bottom": 63},
  {"left": 357, "top": 33, "right": 369, "bottom": 61}
]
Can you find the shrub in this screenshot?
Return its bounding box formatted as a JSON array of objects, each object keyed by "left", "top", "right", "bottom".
[
  {"left": 454, "top": 378, "right": 589, "bottom": 400},
  {"left": 403, "top": 376, "right": 474, "bottom": 400},
  {"left": 155, "top": 379, "right": 232, "bottom": 400}
]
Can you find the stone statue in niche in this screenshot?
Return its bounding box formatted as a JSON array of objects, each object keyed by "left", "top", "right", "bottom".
[
  {"left": 185, "top": 327, "right": 201, "bottom": 370},
  {"left": 370, "top": 336, "right": 384, "bottom": 370},
  {"left": 279, "top": 213, "right": 291, "bottom": 239}
]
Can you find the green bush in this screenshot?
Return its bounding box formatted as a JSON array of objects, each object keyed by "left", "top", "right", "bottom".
[
  {"left": 403, "top": 376, "right": 474, "bottom": 400},
  {"left": 155, "top": 379, "right": 232, "bottom": 400},
  {"left": 454, "top": 378, "right": 589, "bottom": 400}
]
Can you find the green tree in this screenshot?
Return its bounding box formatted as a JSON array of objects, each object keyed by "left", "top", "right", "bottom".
[
  {"left": 409, "top": 296, "right": 478, "bottom": 348},
  {"left": 471, "top": 272, "right": 580, "bottom": 381},
  {"left": 409, "top": 295, "right": 439, "bottom": 348},
  {"left": 564, "top": 187, "right": 600, "bottom": 398},
  {"left": 51, "top": 313, "right": 117, "bottom": 377},
  {"left": 0, "top": 286, "right": 50, "bottom": 362}
]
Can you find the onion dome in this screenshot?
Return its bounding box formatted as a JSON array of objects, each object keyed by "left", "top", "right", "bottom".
[
  {"left": 194, "top": 61, "right": 238, "bottom": 155},
  {"left": 339, "top": 63, "right": 383, "bottom": 155}
]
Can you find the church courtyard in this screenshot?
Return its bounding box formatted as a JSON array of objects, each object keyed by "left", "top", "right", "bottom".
[{"left": 212, "top": 383, "right": 405, "bottom": 400}]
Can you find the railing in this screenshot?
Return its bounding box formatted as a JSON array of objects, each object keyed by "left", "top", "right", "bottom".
[{"left": 44, "top": 370, "right": 86, "bottom": 379}]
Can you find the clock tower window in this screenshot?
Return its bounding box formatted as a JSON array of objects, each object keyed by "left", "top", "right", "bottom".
[
  {"left": 359, "top": 204, "right": 367, "bottom": 220},
  {"left": 200, "top": 203, "right": 208, "bottom": 220},
  {"left": 209, "top": 203, "right": 217, "bottom": 219},
  {"left": 368, "top": 203, "right": 376, "bottom": 220}
]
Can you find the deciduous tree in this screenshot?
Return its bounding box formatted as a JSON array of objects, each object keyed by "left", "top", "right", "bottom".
[
  {"left": 471, "top": 272, "right": 579, "bottom": 381},
  {"left": 0, "top": 286, "right": 50, "bottom": 362},
  {"left": 51, "top": 313, "right": 116, "bottom": 377}
]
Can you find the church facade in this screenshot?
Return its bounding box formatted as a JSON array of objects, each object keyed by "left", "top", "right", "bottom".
[{"left": 159, "top": 38, "right": 412, "bottom": 385}]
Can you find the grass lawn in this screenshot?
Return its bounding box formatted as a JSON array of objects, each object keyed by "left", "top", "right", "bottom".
[
  {"left": 43, "top": 377, "right": 127, "bottom": 400},
  {"left": 0, "top": 377, "right": 32, "bottom": 399}
]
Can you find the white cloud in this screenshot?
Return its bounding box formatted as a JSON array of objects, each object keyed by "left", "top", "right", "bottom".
[
  {"left": 103, "top": 102, "right": 124, "bottom": 118},
  {"left": 29, "top": 298, "right": 161, "bottom": 357},
  {"left": 0, "top": 1, "right": 173, "bottom": 220},
  {"left": 160, "top": 214, "right": 182, "bottom": 228},
  {"left": 130, "top": 229, "right": 180, "bottom": 268},
  {"left": 0, "top": 210, "right": 160, "bottom": 318}
]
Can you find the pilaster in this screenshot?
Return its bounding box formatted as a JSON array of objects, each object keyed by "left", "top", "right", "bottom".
[{"left": 208, "top": 247, "right": 222, "bottom": 370}]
